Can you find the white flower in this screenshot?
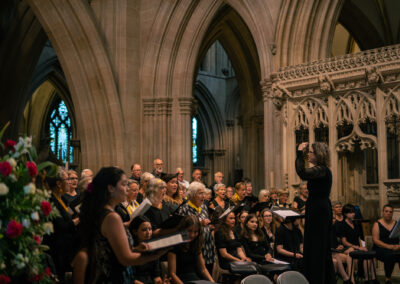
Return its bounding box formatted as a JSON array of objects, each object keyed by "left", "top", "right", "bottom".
[
  {"left": 24, "top": 136, "right": 32, "bottom": 148},
  {"left": 30, "top": 211, "right": 40, "bottom": 221},
  {"left": 22, "top": 218, "right": 31, "bottom": 228},
  {"left": 0, "top": 262, "right": 5, "bottom": 269},
  {"left": 8, "top": 174, "right": 17, "bottom": 183},
  {"left": 7, "top": 158, "right": 17, "bottom": 168},
  {"left": 14, "top": 254, "right": 28, "bottom": 269},
  {"left": 24, "top": 183, "right": 36, "bottom": 195},
  {"left": 43, "top": 222, "right": 54, "bottom": 234},
  {"left": 0, "top": 183, "right": 9, "bottom": 195}
]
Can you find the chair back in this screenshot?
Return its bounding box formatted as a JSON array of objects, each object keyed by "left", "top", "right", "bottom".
[
  {"left": 240, "top": 274, "right": 273, "bottom": 284},
  {"left": 276, "top": 271, "right": 309, "bottom": 284}
]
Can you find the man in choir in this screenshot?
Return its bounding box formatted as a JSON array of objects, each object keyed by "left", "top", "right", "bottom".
[
  {"left": 80, "top": 168, "right": 93, "bottom": 180},
  {"left": 152, "top": 158, "right": 166, "bottom": 179},
  {"left": 209, "top": 171, "right": 224, "bottom": 199},
  {"left": 130, "top": 163, "right": 142, "bottom": 184},
  {"left": 192, "top": 169, "right": 202, "bottom": 183},
  {"left": 176, "top": 167, "right": 189, "bottom": 190}
]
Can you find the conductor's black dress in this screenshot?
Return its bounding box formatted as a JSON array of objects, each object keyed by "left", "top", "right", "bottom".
[{"left": 295, "top": 150, "right": 335, "bottom": 284}]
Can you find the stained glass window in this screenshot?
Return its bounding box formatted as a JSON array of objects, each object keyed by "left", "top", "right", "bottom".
[
  {"left": 49, "top": 99, "right": 73, "bottom": 163},
  {"left": 192, "top": 117, "right": 198, "bottom": 164}
]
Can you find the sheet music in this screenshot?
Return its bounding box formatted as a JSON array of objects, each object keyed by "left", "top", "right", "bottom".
[
  {"left": 219, "top": 206, "right": 233, "bottom": 219},
  {"left": 131, "top": 198, "right": 152, "bottom": 220},
  {"left": 360, "top": 240, "right": 366, "bottom": 248},
  {"left": 273, "top": 209, "right": 300, "bottom": 219},
  {"left": 389, "top": 218, "right": 400, "bottom": 239},
  {"left": 147, "top": 233, "right": 184, "bottom": 251},
  {"left": 271, "top": 259, "right": 289, "bottom": 265}
]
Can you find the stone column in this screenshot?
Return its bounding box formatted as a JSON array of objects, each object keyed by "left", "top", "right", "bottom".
[
  {"left": 142, "top": 99, "right": 156, "bottom": 170},
  {"left": 376, "top": 87, "right": 388, "bottom": 209},
  {"left": 328, "top": 95, "right": 339, "bottom": 201},
  {"left": 261, "top": 78, "right": 275, "bottom": 190},
  {"left": 155, "top": 98, "right": 173, "bottom": 170},
  {"left": 174, "top": 97, "right": 193, "bottom": 177}
]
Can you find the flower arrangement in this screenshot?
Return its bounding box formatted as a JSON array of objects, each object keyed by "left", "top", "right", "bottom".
[{"left": 0, "top": 123, "right": 59, "bottom": 283}]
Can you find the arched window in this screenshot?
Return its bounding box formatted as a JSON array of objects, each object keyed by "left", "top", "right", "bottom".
[
  {"left": 48, "top": 98, "right": 73, "bottom": 163},
  {"left": 192, "top": 117, "right": 198, "bottom": 164}
]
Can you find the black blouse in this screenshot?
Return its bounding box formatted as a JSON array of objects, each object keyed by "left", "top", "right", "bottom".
[
  {"left": 144, "top": 201, "right": 171, "bottom": 230},
  {"left": 240, "top": 237, "right": 272, "bottom": 264},
  {"left": 275, "top": 224, "right": 303, "bottom": 261},
  {"left": 339, "top": 221, "right": 361, "bottom": 246},
  {"left": 214, "top": 230, "right": 242, "bottom": 270}
]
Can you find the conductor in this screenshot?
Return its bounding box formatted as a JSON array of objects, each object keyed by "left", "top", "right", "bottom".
[{"left": 296, "top": 142, "right": 335, "bottom": 284}]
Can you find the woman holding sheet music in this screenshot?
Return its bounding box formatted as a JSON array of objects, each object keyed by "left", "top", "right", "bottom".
[
  {"left": 79, "top": 167, "right": 168, "bottom": 283},
  {"left": 296, "top": 142, "right": 335, "bottom": 284}
]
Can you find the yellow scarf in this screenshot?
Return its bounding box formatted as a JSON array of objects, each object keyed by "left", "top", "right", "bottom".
[
  {"left": 232, "top": 193, "right": 243, "bottom": 205},
  {"left": 188, "top": 200, "right": 201, "bottom": 213},
  {"left": 52, "top": 192, "right": 69, "bottom": 213}
]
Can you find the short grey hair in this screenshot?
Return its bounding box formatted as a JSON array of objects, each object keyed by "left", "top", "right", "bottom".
[
  {"left": 141, "top": 172, "right": 155, "bottom": 182},
  {"left": 145, "top": 178, "right": 166, "bottom": 204},
  {"left": 213, "top": 183, "right": 226, "bottom": 193},
  {"left": 187, "top": 181, "right": 205, "bottom": 200},
  {"left": 204, "top": 188, "right": 212, "bottom": 194},
  {"left": 128, "top": 179, "right": 139, "bottom": 187}
]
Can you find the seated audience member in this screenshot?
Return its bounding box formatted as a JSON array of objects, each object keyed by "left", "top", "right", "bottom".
[
  {"left": 62, "top": 170, "right": 79, "bottom": 206},
  {"left": 251, "top": 189, "right": 270, "bottom": 215},
  {"left": 269, "top": 189, "right": 279, "bottom": 207},
  {"left": 44, "top": 169, "right": 79, "bottom": 281},
  {"left": 331, "top": 221, "right": 353, "bottom": 284},
  {"left": 177, "top": 181, "right": 215, "bottom": 274},
  {"left": 168, "top": 216, "right": 214, "bottom": 283},
  {"left": 163, "top": 173, "right": 182, "bottom": 212},
  {"left": 275, "top": 218, "right": 304, "bottom": 271},
  {"left": 226, "top": 186, "right": 234, "bottom": 201},
  {"left": 292, "top": 182, "right": 308, "bottom": 210},
  {"left": 372, "top": 204, "right": 400, "bottom": 284},
  {"left": 332, "top": 201, "right": 344, "bottom": 223},
  {"left": 340, "top": 203, "right": 377, "bottom": 283},
  {"left": 115, "top": 179, "right": 140, "bottom": 225},
  {"left": 234, "top": 210, "right": 248, "bottom": 237},
  {"left": 277, "top": 189, "right": 290, "bottom": 208},
  {"left": 259, "top": 208, "right": 275, "bottom": 245},
  {"left": 176, "top": 167, "right": 189, "bottom": 191},
  {"left": 144, "top": 178, "right": 174, "bottom": 237},
  {"left": 130, "top": 216, "right": 163, "bottom": 284},
  {"left": 79, "top": 167, "right": 167, "bottom": 283},
  {"left": 240, "top": 213, "right": 274, "bottom": 264},
  {"left": 214, "top": 211, "right": 250, "bottom": 270},
  {"left": 209, "top": 183, "right": 232, "bottom": 210}
]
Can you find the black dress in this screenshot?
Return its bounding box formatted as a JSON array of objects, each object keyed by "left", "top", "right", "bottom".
[
  {"left": 214, "top": 230, "right": 242, "bottom": 270},
  {"left": 372, "top": 221, "right": 400, "bottom": 278},
  {"left": 171, "top": 245, "right": 203, "bottom": 282},
  {"left": 295, "top": 150, "right": 335, "bottom": 284},
  {"left": 241, "top": 237, "right": 272, "bottom": 264},
  {"left": 274, "top": 224, "right": 304, "bottom": 270}
]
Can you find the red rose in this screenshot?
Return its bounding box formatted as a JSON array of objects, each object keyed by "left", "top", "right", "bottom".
[
  {"left": 5, "top": 220, "right": 22, "bottom": 239},
  {"left": 0, "top": 161, "right": 12, "bottom": 177},
  {"left": 0, "top": 275, "right": 11, "bottom": 284},
  {"left": 29, "top": 274, "right": 43, "bottom": 282},
  {"left": 41, "top": 201, "right": 52, "bottom": 217},
  {"left": 3, "top": 140, "right": 16, "bottom": 150},
  {"left": 45, "top": 267, "right": 51, "bottom": 276},
  {"left": 26, "top": 161, "right": 37, "bottom": 177},
  {"left": 33, "top": 235, "right": 41, "bottom": 244}
]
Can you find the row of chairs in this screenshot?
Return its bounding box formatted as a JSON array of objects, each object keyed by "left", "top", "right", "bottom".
[{"left": 240, "top": 271, "right": 309, "bottom": 284}]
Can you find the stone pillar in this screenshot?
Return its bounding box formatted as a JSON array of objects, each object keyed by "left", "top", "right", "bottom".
[
  {"left": 225, "top": 119, "right": 235, "bottom": 186},
  {"left": 262, "top": 78, "right": 275, "bottom": 190},
  {"left": 173, "top": 97, "right": 193, "bottom": 177},
  {"left": 155, "top": 98, "right": 173, "bottom": 170},
  {"left": 142, "top": 99, "right": 156, "bottom": 170},
  {"left": 376, "top": 87, "right": 388, "bottom": 209}
]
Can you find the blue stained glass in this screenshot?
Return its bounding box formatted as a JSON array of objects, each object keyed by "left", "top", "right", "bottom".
[
  {"left": 48, "top": 99, "right": 73, "bottom": 163},
  {"left": 192, "top": 117, "right": 198, "bottom": 163}
]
